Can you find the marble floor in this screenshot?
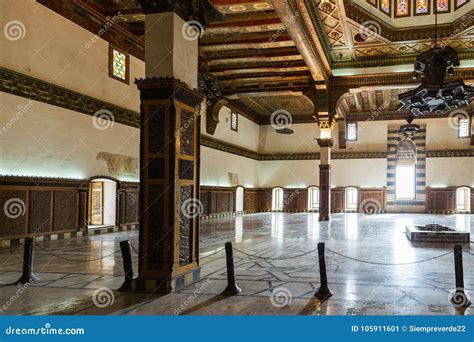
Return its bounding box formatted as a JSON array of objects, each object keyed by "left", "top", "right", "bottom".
[{"left": 0, "top": 213, "right": 473, "bottom": 315}]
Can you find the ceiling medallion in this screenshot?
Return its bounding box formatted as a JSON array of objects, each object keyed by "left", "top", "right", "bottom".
[{"left": 398, "top": 12, "right": 474, "bottom": 118}]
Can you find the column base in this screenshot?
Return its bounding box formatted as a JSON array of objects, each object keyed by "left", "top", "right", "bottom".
[
  {"left": 133, "top": 268, "right": 201, "bottom": 294},
  {"left": 318, "top": 216, "right": 330, "bottom": 221}
]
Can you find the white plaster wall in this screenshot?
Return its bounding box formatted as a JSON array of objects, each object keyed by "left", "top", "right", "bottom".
[
  {"left": 200, "top": 147, "right": 259, "bottom": 187},
  {"left": 0, "top": 0, "right": 144, "bottom": 112},
  {"left": 257, "top": 158, "right": 387, "bottom": 188},
  {"left": 201, "top": 105, "right": 260, "bottom": 152},
  {"left": 426, "top": 118, "right": 472, "bottom": 150},
  {"left": 259, "top": 124, "right": 320, "bottom": 154},
  {"left": 0, "top": 93, "right": 139, "bottom": 180},
  {"left": 332, "top": 159, "right": 387, "bottom": 187},
  {"left": 335, "top": 120, "right": 393, "bottom": 152},
  {"left": 145, "top": 13, "right": 197, "bottom": 88},
  {"left": 426, "top": 158, "right": 474, "bottom": 187},
  {"left": 258, "top": 160, "right": 319, "bottom": 188}
]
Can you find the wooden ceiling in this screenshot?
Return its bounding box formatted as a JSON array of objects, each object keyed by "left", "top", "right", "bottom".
[{"left": 38, "top": 0, "right": 474, "bottom": 123}]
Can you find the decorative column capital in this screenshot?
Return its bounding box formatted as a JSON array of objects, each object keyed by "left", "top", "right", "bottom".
[
  {"left": 316, "top": 138, "right": 334, "bottom": 148},
  {"left": 136, "top": 77, "right": 204, "bottom": 108},
  {"left": 318, "top": 119, "right": 335, "bottom": 130}
]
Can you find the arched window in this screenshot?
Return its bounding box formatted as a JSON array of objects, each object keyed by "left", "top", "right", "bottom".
[
  {"left": 235, "top": 186, "right": 244, "bottom": 214},
  {"left": 456, "top": 187, "right": 471, "bottom": 213},
  {"left": 345, "top": 187, "right": 358, "bottom": 211},
  {"left": 308, "top": 186, "right": 319, "bottom": 211},
  {"left": 272, "top": 188, "right": 284, "bottom": 211},
  {"left": 395, "top": 139, "right": 416, "bottom": 200}
]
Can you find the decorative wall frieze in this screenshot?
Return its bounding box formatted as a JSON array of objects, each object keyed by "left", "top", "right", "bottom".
[
  {"left": 202, "top": 135, "right": 474, "bottom": 161},
  {"left": 0, "top": 67, "right": 140, "bottom": 128},
  {"left": 426, "top": 149, "right": 474, "bottom": 158},
  {"left": 201, "top": 135, "right": 387, "bottom": 160}
]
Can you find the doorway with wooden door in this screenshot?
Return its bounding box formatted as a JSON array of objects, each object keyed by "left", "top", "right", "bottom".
[{"left": 88, "top": 178, "right": 117, "bottom": 229}]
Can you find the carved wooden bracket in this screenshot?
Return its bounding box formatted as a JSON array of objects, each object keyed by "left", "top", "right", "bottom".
[
  {"left": 206, "top": 99, "right": 226, "bottom": 135},
  {"left": 337, "top": 119, "right": 346, "bottom": 149}
]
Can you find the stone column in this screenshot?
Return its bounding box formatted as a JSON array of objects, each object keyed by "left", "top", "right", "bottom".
[
  {"left": 317, "top": 133, "right": 334, "bottom": 221},
  {"left": 135, "top": 7, "right": 204, "bottom": 293}
]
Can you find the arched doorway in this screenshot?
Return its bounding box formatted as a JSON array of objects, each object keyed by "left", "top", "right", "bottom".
[
  {"left": 272, "top": 187, "right": 284, "bottom": 211},
  {"left": 88, "top": 177, "right": 117, "bottom": 228},
  {"left": 307, "top": 186, "right": 319, "bottom": 211},
  {"left": 236, "top": 186, "right": 244, "bottom": 214},
  {"left": 345, "top": 187, "right": 358, "bottom": 212},
  {"left": 456, "top": 187, "right": 471, "bottom": 213}
]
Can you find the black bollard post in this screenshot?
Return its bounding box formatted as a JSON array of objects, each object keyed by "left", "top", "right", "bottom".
[
  {"left": 222, "top": 242, "right": 241, "bottom": 296},
  {"left": 314, "top": 242, "right": 333, "bottom": 301},
  {"left": 118, "top": 240, "right": 134, "bottom": 292},
  {"left": 15, "top": 236, "right": 39, "bottom": 285},
  {"left": 450, "top": 245, "right": 470, "bottom": 308}
]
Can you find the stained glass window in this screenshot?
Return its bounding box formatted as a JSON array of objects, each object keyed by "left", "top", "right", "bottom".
[
  {"left": 231, "top": 112, "right": 238, "bottom": 131},
  {"left": 109, "top": 46, "right": 129, "bottom": 84},
  {"left": 113, "top": 49, "right": 126, "bottom": 80},
  {"left": 455, "top": 0, "right": 468, "bottom": 9},
  {"left": 395, "top": 0, "right": 409, "bottom": 16},
  {"left": 380, "top": 0, "right": 391, "bottom": 15},
  {"left": 459, "top": 118, "right": 470, "bottom": 138},
  {"left": 415, "top": 0, "right": 429, "bottom": 14},
  {"left": 436, "top": 0, "right": 449, "bottom": 12},
  {"left": 347, "top": 122, "right": 357, "bottom": 141}
]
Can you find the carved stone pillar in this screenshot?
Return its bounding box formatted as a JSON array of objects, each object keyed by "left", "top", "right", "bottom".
[
  {"left": 134, "top": 4, "right": 210, "bottom": 293},
  {"left": 317, "top": 137, "right": 334, "bottom": 221}
]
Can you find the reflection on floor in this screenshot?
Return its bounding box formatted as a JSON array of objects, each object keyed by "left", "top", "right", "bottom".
[{"left": 0, "top": 213, "right": 473, "bottom": 315}]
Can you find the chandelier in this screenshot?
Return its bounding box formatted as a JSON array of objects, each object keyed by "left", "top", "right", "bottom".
[{"left": 398, "top": 12, "right": 474, "bottom": 117}]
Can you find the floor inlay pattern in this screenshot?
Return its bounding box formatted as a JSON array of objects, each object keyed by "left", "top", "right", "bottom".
[{"left": 0, "top": 213, "right": 472, "bottom": 315}]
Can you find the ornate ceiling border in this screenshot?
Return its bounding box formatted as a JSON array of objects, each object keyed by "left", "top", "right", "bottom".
[
  {"left": 344, "top": 0, "right": 474, "bottom": 42},
  {"left": 0, "top": 67, "right": 140, "bottom": 128},
  {"left": 331, "top": 69, "right": 474, "bottom": 87},
  {"left": 302, "top": 0, "right": 474, "bottom": 68}
]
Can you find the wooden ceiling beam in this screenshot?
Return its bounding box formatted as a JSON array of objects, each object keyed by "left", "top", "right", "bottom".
[
  {"left": 208, "top": 59, "right": 307, "bottom": 72},
  {"left": 202, "top": 47, "right": 299, "bottom": 60}
]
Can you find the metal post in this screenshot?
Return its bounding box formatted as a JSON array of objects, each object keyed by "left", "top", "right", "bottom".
[
  {"left": 118, "top": 240, "right": 134, "bottom": 292},
  {"left": 16, "top": 236, "right": 39, "bottom": 285},
  {"left": 450, "top": 245, "right": 470, "bottom": 308},
  {"left": 314, "top": 242, "right": 333, "bottom": 300},
  {"left": 222, "top": 242, "right": 241, "bottom": 296}
]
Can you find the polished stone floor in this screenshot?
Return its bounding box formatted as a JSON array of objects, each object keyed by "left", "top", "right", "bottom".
[{"left": 0, "top": 213, "right": 473, "bottom": 315}]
